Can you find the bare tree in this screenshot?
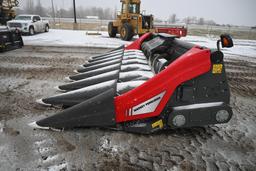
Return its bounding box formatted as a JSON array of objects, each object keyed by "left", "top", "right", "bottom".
[
  {"left": 168, "top": 14, "right": 176, "bottom": 24},
  {"left": 205, "top": 19, "right": 216, "bottom": 25},
  {"left": 25, "top": 0, "right": 34, "bottom": 14},
  {"left": 35, "top": 0, "right": 46, "bottom": 16},
  {"left": 198, "top": 17, "right": 205, "bottom": 25},
  {"left": 183, "top": 17, "right": 191, "bottom": 24}
]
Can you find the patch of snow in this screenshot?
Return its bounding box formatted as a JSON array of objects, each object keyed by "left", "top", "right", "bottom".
[
  {"left": 124, "top": 52, "right": 145, "bottom": 55},
  {"left": 73, "top": 63, "right": 120, "bottom": 76},
  {"left": 36, "top": 99, "right": 52, "bottom": 106},
  {"left": 22, "top": 29, "right": 256, "bottom": 58},
  {"left": 65, "top": 70, "right": 119, "bottom": 84},
  {"left": 0, "top": 146, "right": 4, "bottom": 153},
  {"left": 42, "top": 154, "right": 59, "bottom": 164},
  {"left": 0, "top": 122, "right": 3, "bottom": 133},
  {"left": 123, "top": 55, "right": 146, "bottom": 60},
  {"left": 48, "top": 163, "right": 67, "bottom": 171},
  {"left": 54, "top": 86, "right": 67, "bottom": 92},
  {"left": 38, "top": 147, "right": 52, "bottom": 155},
  {"left": 119, "top": 71, "right": 154, "bottom": 79},
  {"left": 124, "top": 49, "right": 143, "bottom": 53},
  {"left": 89, "top": 55, "right": 122, "bottom": 63},
  {"left": 181, "top": 35, "right": 256, "bottom": 58},
  {"left": 90, "top": 51, "right": 123, "bottom": 60},
  {"left": 84, "top": 58, "right": 121, "bottom": 68},
  {"left": 53, "top": 80, "right": 116, "bottom": 96},
  {"left": 22, "top": 29, "right": 130, "bottom": 48},
  {"left": 117, "top": 81, "right": 146, "bottom": 91},
  {"left": 29, "top": 121, "right": 50, "bottom": 130},
  {"left": 90, "top": 49, "right": 124, "bottom": 59},
  {"left": 99, "top": 136, "right": 123, "bottom": 156},
  {"left": 121, "top": 64, "right": 151, "bottom": 71},
  {"left": 34, "top": 139, "right": 53, "bottom": 146},
  {"left": 122, "top": 59, "right": 148, "bottom": 65}
]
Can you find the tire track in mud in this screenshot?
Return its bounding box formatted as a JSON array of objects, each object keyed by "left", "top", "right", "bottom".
[
  {"left": 0, "top": 46, "right": 109, "bottom": 82},
  {"left": 32, "top": 131, "right": 79, "bottom": 171},
  {"left": 0, "top": 46, "right": 109, "bottom": 122},
  {"left": 225, "top": 58, "right": 256, "bottom": 96},
  {"left": 22, "top": 45, "right": 109, "bottom": 54},
  {"left": 225, "top": 60, "right": 256, "bottom": 69},
  {"left": 0, "top": 64, "right": 74, "bottom": 81},
  {"left": 96, "top": 126, "right": 252, "bottom": 171},
  {"left": 0, "top": 55, "right": 86, "bottom": 66},
  {"left": 0, "top": 47, "right": 255, "bottom": 170},
  {"left": 33, "top": 133, "right": 68, "bottom": 170}
]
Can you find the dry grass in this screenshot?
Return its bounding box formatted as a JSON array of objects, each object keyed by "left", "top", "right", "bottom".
[
  {"left": 49, "top": 22, "right": 108, "bottom": 31},
  {"left": 188, "top": 28, "right": 256, "bottom": 40},
  {"left": 48, "top": 21, "right": 256, "bottom": 40}
]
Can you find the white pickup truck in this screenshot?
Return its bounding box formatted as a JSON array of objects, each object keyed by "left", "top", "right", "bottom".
[{"left": 7, "top": 15, "right": 49, "bottom": 35}]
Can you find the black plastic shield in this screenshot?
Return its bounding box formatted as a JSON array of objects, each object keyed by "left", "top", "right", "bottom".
[
  {"left": 42, "top": 80, "right": 117, "bottom": 107},
  {"left": 37, "top": 89, "right": 117, "bottom": 129}
]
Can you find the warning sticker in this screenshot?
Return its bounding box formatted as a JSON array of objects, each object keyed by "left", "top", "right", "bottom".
[{"left": 212, "top": 64, "right": 223, "bottom": 74}]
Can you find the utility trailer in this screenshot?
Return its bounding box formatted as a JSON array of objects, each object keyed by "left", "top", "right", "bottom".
[{"left": 31, "top": 33, "right": 234, "bottom": 134}]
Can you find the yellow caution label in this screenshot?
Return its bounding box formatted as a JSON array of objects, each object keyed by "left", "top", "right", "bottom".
[
  {"left": 152, "top": 119, "right": 163, "bottom": 129},
  {"left": 212, "top": 64, "right": 223, "bottom": 74}
]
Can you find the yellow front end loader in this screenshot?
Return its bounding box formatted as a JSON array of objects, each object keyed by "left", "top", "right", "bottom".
[
  {"left": 0, "top": 0, "right": 18, "bottom": 25},
  {"left": 108, "top": 0, "right": 155, "bottom": 41}
]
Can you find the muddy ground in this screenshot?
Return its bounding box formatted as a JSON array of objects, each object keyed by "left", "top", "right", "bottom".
[{"left": 0, "top": 46, "right": 255, "bottom": 171}]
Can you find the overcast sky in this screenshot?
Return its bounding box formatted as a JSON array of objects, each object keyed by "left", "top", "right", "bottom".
[{"left": 20, "top": 0, "right": 256, "bottom": 26}]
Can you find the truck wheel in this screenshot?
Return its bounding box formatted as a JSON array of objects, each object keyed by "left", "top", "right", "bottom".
[
  {"left": 45, "top": 25, "right": 49, "bottom": 32},
  {"left": 108, "top": 22, "right": 117, "bottom": 38},
  {"left": 29, "top": 27, "right": 35, "bottom": 35},
  {"left": 120, "top": 23, "right": 134, "bottom": 41}
]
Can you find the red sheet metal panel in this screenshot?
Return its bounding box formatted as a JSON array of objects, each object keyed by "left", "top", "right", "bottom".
[{"left": 115, "top": 46, "right": 211, "bottom": 122}]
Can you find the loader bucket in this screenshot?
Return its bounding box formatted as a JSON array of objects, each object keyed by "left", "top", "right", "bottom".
[
  {"left": 0, "top": 27, "right": 23, "bottom": 52},
  {"left": 31, "top": 33, "right": 233, "bottom": 134}
]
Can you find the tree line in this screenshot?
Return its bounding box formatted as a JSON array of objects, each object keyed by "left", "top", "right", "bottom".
[
  {"left": 166, "top": 14, "right": 216, "bottom": 25},
  {"left": 17, "top": 0, "right": 218, "bottom": 25},
  {"left": 16, "top": 0, "right": 115, "bottom": 20}
]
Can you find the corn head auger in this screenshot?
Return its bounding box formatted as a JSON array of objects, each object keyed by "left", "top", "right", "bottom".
[{"left": 30, "top": 33, "right": 234, "bottom": 134}]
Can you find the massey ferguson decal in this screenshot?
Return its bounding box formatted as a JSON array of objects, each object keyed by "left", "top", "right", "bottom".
[{"left": 128, "top": 91, "right": 166, "bottom": 116}]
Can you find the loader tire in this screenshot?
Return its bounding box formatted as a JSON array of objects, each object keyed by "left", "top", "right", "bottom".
[
  {"left": 108, "top": 22, "right": 117, "bottom": 38},
  {"left": 120, "top": 23, "right": 134, "bottom": 41}
]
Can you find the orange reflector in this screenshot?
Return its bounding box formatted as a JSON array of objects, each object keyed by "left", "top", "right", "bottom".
[{"left": 223, "top": 38, "right": 229, "bottom": 47}]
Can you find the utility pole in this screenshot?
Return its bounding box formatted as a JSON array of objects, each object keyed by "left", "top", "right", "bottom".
[
  {"left": 51, "top": 0, "right": 55, "bottom": 24},
  {"left": 73, "top": 0, "right": 77, "bottom": 23}
]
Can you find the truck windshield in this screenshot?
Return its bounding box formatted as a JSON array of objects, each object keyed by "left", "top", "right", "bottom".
[
  {"left": 129, "top": 3, "right": 139, "bottom": 14},
  {"left": 15, "top": 16, "right": 32, "bottom": 20}
]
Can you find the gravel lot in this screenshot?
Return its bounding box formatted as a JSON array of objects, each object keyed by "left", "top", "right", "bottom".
[{"left": 0, "top": 46, "right": 255, "bottom": 171}]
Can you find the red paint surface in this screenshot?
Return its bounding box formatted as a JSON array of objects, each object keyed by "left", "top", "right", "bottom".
[
  {"left": 125, "top": 32, "right": 152, "bottom": 50},
  {"left": 155, "top": 27, "right": 187, "bottom": 37},
  {"left": 115, "top": 47, "right": 211, "bottom": 123}
]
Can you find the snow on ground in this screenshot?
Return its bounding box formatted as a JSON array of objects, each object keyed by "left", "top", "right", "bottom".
[
  {"left": 181, "top": 35, "right": 256, "bottom": 58},
  {"left": 22, "top": 29, "right": 131, "bottom": 48},
  {"left": 22, "top": 29, "right": 256, "bottom": 58}
]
